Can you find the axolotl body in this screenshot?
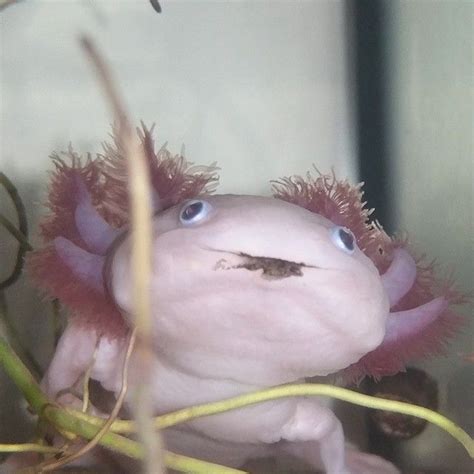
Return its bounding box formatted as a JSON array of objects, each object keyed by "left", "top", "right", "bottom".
[{"left": 26, "top": 126, "right": 461, "bottom": 473}]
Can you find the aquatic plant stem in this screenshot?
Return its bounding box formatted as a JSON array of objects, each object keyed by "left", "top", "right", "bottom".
[
  {"left": 0, "top": 172, "right": 32, "bottom": 290},
  {"left": 0, "top": 214, "right": 32, "bottom": 251},
  {"left": 0, "top": 335, "right": 246, "bottom": 473},
  {"left": 0, "top": 292, "right": 42, "bottom": 377},
  {"left": 1, "top": 316, "right": 471, "bottom": 465},
  {"left": 0, "top": 444, "right": 61, "bottom": 455},
  {"left": 0, "top": 336, "right": 48, "bottom": 413},
  {"left": 40, "top": 329, "right": 138, "bottom": 471},
  {"left": 0, "top": 173, "right": 42, "bottom": 376},
  {"left": 157, "top": 386, "right": 472, "bottom": 458},
  {"left": 70, "top": 383, "right": 474, "bottom": 459}
]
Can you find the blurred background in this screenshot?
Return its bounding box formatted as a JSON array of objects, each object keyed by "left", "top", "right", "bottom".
[{"left": 0, "top": 1, "right": 472, "bottom": 472}]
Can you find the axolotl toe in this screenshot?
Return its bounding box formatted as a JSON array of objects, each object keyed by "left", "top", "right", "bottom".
[{"left": 25, "top": 126, "right": 463, "bottom": 473}]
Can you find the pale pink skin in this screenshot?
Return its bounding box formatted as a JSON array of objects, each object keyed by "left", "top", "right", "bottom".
[{"left": 41, "top": 195, "right": 400, "bottom": 474}]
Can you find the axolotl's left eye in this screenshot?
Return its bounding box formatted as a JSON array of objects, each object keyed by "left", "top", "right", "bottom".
[
  {"left": 330, "top": 226, "right": 356, "bottom": 255},
  {"left": 179, "top": 199, "right": 213, "bottom": 226}
]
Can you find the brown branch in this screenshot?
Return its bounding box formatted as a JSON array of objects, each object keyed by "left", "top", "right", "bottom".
[
  {"left": 79, "top": 36, "right": 164, "bottom": 474},
  {"left": 79, "top": 37, "right": 131, "bottom": 137}
]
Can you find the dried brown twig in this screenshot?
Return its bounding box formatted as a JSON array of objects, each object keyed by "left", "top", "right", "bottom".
[{"left": 78, "top": 36, "right": 164, "bottom": 473}]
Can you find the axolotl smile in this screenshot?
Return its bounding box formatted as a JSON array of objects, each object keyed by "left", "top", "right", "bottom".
[{"left": 214, "top": 252, "right": 308, "bottom": 280}]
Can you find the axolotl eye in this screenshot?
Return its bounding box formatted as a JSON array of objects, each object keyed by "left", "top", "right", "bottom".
[
  {"left": 330, "top": 226, "right": 356, "bottom": 254},
  {"left": 179, "top": 199, "right": 213, "bottom": 226}
]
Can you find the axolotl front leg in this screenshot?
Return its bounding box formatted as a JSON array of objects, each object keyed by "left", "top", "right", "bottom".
[
  {"left": 41, "top": 323, "right": 128, "bottom": 403},
  {"left": 177, "top": 390, "right": 398, "bottom": 473},
  {"left": 274, "top": 400, "right": 399, "bottom": 474},
  {"left": 277, "top": 400, "right": 352, "bottom": 473}
]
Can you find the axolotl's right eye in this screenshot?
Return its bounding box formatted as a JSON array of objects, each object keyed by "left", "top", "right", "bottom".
[
  {"left": 330, "top": 226, "right": 356, "bottom": 255},
  {"left": 179, "top": 199, "right": 213, "bottom": 226}
]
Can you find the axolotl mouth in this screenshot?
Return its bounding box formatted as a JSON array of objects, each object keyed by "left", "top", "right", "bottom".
[{"left": 213, "top": 251, "right": 316, "bottom": 280}]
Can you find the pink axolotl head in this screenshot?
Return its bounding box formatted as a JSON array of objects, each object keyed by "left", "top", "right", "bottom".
[
  {"left": 107, "top": 194, "right": 388, "bottom": 382},
  {"left": 28, "top": 125, "right": 464, "bottom": 384}
]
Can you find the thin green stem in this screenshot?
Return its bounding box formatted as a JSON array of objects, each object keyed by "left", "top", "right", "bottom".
[
  {"left": 0, "top": 443, "right": 61, "bottom": 455},
  {"left": 0, "top": 173, "right": 42, "bottom": 375},
  {"left": 0, "top": 336, "right": 48, "bottom": 413},
  {"left": 39, "top": 405, "right": 247, "bottom": 473},
  {"left": 0, "top": 214, "right": 32, "bottom": 290},
  {"left": 164, "top": 451, "right": 244, "bottom": 474},
  {"left": 0, "top": 173, "right": 28, "bottom": 238},
  {"left": 70, "top": 383, "right": 474, "bottom": 459},
  {"left": 0, "top": 173, "right": 32, "bottom": 290},
  {"left": 0, "top": 293, "right": 43, "bottom": 377},
  {"left": 0, "top": 214, "right": 32, "bottom": 251},
  {"left": 157, "top": 385, "right": 474, "bottom": 458},
  {"left": 0, "top": 335, "right": 245, "bottom": 473}
]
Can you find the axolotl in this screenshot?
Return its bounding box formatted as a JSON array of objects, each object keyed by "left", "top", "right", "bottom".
[{"left": 24, "top": 126, "right": 461, "bottom": 473}]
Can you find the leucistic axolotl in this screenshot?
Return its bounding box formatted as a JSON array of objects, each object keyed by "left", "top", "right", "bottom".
[{"left": 25, "top": 125, "right": 463, "bottom": 473}]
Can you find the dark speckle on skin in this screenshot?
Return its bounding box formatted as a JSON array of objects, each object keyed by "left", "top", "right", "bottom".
[
  {"left": 214, "top": 253, "right": 309, "bottom": 280},
  {"left": 237, "top": 254, "right": 304, "bottom": 279}
]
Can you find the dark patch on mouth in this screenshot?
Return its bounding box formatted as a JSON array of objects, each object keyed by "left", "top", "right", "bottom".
[{"left": 235, "top": 253, "right": 305, "bottom": 279}]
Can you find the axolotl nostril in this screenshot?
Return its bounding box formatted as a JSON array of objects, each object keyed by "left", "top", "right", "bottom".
[{"left": 24, "top": 125, "right": 464, "bottom": 474}]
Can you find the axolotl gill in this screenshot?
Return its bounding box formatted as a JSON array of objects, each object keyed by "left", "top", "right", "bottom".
[{"left": 22, "top": 126, "right": 462, "bottom": 473}]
